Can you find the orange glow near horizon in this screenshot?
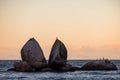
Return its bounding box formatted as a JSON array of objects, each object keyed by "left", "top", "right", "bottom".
[{"left": 0, "top": 0, "right": 120, "bottom": 60}]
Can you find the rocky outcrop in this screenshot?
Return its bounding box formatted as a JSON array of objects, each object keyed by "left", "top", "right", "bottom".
[
  {"left": 81, "top": 60, "right": 117, "bottom": 70},
  {"left": 14, "top": 38, "right": 47, "bottom": 71}
]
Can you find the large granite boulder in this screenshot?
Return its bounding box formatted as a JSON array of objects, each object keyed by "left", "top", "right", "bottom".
[
  {"left": 14, "top": 38, "right": 47, "bottom": 71},
  {"left": 48, "top": 38, "right": 80, "bottom": 71},
  {"left": 48, "top": 39, "right": 67, "bottom": 70},
  {"left": 21, "top": 38, "right": 46, "bottom": 63},
  {"left": 81, "top": 60, "right": 117, "bottom": 70}
]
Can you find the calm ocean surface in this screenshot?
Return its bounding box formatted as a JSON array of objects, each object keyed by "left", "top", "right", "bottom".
[{"left": 0, "top": 60, "right": 120, "bottom": 80}]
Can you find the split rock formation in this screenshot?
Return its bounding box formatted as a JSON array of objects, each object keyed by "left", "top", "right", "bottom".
[{"left": 9, "top": 38, "right": 117, "bottom": 72}]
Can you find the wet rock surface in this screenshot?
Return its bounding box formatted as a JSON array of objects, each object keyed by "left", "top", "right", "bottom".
[{"left": 81, "top": 60, "right": 118, "bottom": 70}]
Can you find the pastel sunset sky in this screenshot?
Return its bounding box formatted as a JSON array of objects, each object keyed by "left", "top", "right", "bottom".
[{"left": 0, "top": 0, "right": 120, "bottom": 60}]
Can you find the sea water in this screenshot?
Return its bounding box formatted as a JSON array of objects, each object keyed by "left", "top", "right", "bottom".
[{"left": 0, "top": 60, "right": 120, "bottom": 80}]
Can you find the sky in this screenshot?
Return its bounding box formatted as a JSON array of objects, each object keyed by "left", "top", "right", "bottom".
[{"left": 0, "top": 0, "right": 120, "bottom": 60}]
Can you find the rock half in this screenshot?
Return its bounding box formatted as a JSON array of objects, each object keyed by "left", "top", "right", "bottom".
[
  {"left": 17, "top": 38, "right": 47, "bottom": 70},
  {"left": 48, "top": 39, "right": 67, "bottom": 70},
  {"left": 48, "top": 38, "right": 81, "bottom": 72},
  {"left": 21, "top": 38, "right": 46, "bottom": 63}
]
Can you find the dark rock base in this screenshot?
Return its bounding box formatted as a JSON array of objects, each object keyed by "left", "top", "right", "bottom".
[
  {"left": 8, "top": 66, "right": 81, "bottom": 72},
  {"left": 81, "top": 60, "right": 118, "bottom": 70},
  {"left": 9, "top": 61, "right": 80, "bottom": 72}
]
